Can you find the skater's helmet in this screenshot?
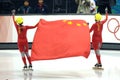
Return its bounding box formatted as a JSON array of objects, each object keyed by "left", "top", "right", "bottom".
[
  {"left": 15, "top": 17, "right": 23, "bottom": 25},
  {"left": 95, "top": 13, "right": 102, "bottom": 21}
]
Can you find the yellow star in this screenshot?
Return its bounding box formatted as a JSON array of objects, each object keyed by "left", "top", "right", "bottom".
[
  {"left": 67, "top": 21, "right": 72, "bottom": 25},
  {"left": 83, "top": 23, "right": 87, "bottom": 26},
  {"left": 76, "top": 23, "right": 81, "bottom": 26},
  {"left": 63, "top": 20, "right": 67, "bottom": 22}
]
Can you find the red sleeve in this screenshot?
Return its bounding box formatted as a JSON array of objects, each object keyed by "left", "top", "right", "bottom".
[
  {"left": 26, "top": 26, "right": 36, "bottom": 29},
  {"left": 26, "top": 20, "right": 39, "bottom": 29},
  {"left": 101, "top": 12, "right": 108, "bottom": 24},
  {"left": 90, "top": 24, "right": 95, "bottom": 33},
  {"left": 12, "top": 16, "right": 18, "bottom": 29}
]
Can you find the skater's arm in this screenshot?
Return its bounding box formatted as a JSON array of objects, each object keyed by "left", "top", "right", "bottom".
[
  {"left": 26, "top": 20, "right": 39, "bottom": 29},
  {"left": 101, "top": 12, "right": 108, "bottom": 24},
  {"left": 12, "top": 16, "right": 18, "bottom": 29},
  {"left": 90, "top": 24, "right": 94, "bottom": 33}
]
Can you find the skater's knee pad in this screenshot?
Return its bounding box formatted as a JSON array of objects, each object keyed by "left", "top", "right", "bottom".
[
  {"left": 21, "top": 52, "right": 25, "bottom": 57},
  {"left": 25, "top": 52, "right": 30, "bottom": 57},
  {"left": 98, "top": 43, "right": 102, "bottom": 48},
  {"left": 95, "top": 50, "right": 100, "bottom": 55}
]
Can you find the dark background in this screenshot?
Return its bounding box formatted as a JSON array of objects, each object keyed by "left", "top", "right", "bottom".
[{"left": 0, "top": 0, "right": 78, "bottom": 14}]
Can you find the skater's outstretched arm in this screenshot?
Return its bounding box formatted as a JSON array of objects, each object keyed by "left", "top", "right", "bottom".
[
  {"left": 90, "top": 24, "right": 95, "bottom": 33},
  {"left": 26, "top": 20, "right": 40, "bottom": 29},
  {"left": 12, "top": 16, "right": 18, "bottom": 29},
  {"left": 101, "top": 11, "right": 108, "bottom": 24}
]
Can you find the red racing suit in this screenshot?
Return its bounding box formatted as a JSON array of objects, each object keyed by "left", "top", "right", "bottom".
[
  {"left": 90, "top": 13, "right": 108, "bottom": 50},
  {"left": 13, "top": 16, "right": 38, "bottom": 52}
]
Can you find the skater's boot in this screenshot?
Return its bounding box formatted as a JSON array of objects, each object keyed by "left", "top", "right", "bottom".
[
  {"left": 93, "top": 63, "right": 103, "bottom": 70},
  {"left": 28, "top": 64, "right": 33, "bottom": 70},
  {"left": 23, "top": 65, "right": 27, "bottom": 70},
  {"left": 94, "top": 63, "right": 102, "bottom": 68},
  {"left": 29, "top": 64, "right": 32, "bottom": 68}
]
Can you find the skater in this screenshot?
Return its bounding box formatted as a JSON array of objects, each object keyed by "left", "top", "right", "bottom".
[
  {"left": 90, "top": 11, "right": 108, "bottom": 69},
  {"left": 12, "top": 16, "right": 39, "bottom": 70}
]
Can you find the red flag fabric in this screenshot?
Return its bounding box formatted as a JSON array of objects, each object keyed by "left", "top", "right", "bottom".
[{"left": 31, "top": 19, "right": 90, "bottom": 61}]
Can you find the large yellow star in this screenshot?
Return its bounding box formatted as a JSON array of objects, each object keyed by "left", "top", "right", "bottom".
[
  {"left": 83, "top": 23, "right": 87, "bottom": 26},
  {"left": 76, "top": 23, "right": 81, "bottom": 26},
  {"left": 67, "top": 21, "right": 73, "bottom": 25}
]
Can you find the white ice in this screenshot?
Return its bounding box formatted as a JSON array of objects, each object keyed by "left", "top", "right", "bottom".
[{"left": 0, "top": 50, "right": 120, "bottom": 80}]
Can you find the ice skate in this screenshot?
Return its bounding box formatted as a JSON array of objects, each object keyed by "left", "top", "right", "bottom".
[
  {"left": 93, "top": 63, "right": 104, "bottom": 70},
  {"left": 28, "top": 64, "right": 33, "bottom": 71},
  {"left": 23, "top": 65, "right": 28, "bottom": 71}
]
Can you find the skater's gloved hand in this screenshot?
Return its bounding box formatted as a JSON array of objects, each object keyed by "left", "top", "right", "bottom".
[{"left": 105, "top": 8, "right": 108, "bottom": 13}]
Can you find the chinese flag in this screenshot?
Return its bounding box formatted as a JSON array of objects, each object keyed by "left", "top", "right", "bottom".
[{"left": 31, "top": 19, "right": 90, "bottom": 61}]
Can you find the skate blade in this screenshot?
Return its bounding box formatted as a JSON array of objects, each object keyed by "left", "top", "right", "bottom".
[
  {"left": 22, "top": 68, "right": 29, "bottom": 71},
  {"left": 28, "top": 68, "right": 33, "bottom": 71},
  {"left": 92, "top": 67, "right": 104, "bottom": 70}
]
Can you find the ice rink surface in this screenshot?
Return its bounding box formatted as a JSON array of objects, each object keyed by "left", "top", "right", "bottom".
[{"left": 0, "top": 50, "right": 120, "bottom": 80}]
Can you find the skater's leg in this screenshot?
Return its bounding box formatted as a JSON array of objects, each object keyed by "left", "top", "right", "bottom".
[
  {"left": 93, "top": 43, "right": 102, "bottom": 67},
  {"left": 21, "top": 52, "right": 27, "bottom": 68},
  {"left": 25, "top": 52, "right": 33, "bottom": 70},
  {"left": 18, "top": 43, "right": 28, "bottom": 70},
  {"left": 95, "top": 49, "right": 101, "bottom": 64},
  {"left": 24, "top": 44, "right": 32, "bottom": 68},
  {"left": 25, "top": 52, "right": 32, "bottom": 67}
]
